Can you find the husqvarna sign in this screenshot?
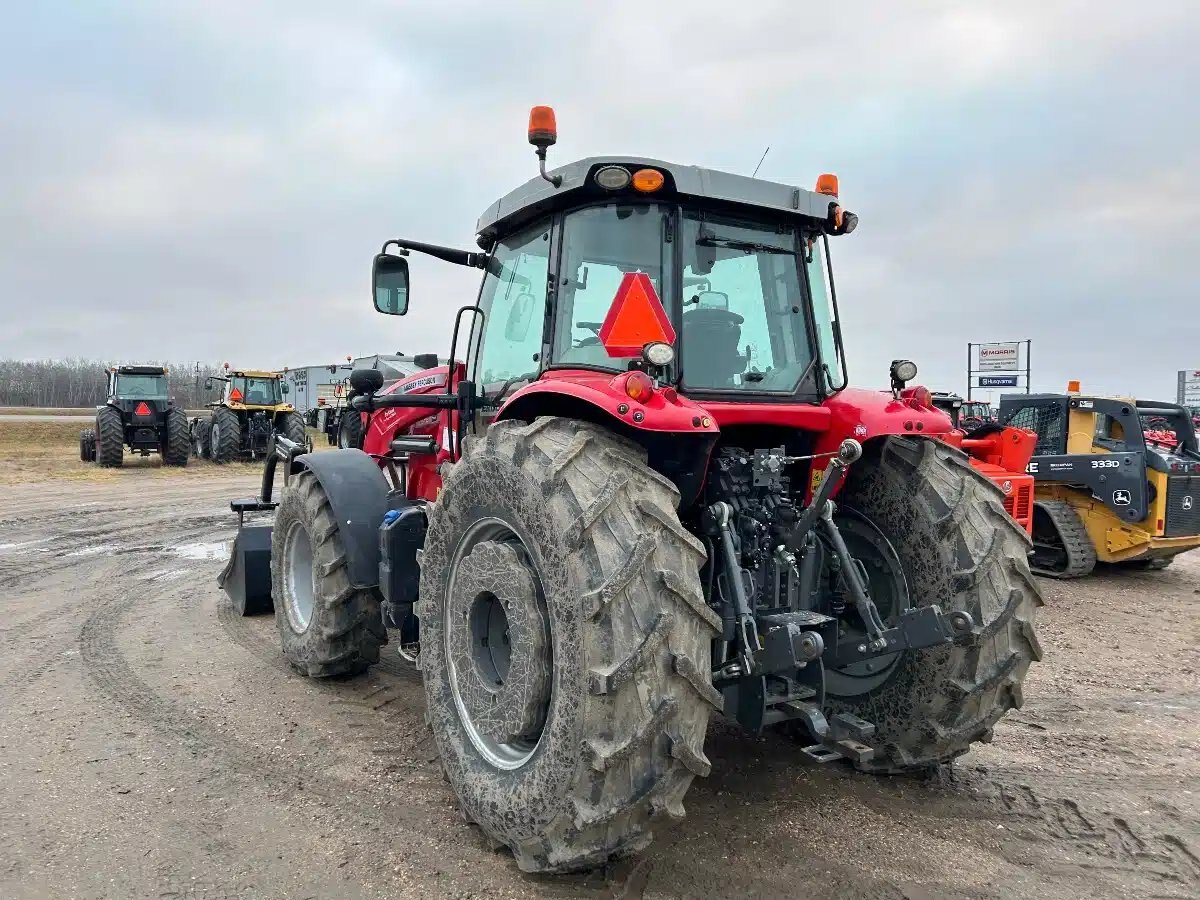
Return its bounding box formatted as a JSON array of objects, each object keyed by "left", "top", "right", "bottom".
[{"left": 978, "top": 342, "right": 1021, "bottom": 372}]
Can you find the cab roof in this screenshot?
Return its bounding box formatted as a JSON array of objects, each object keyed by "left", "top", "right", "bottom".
[
  {"left": 229, "top": 370, "right": 281, "bottom": 378},
  {"left": 116, "top": 365, "right": 166, "bottom": 375},
  {"left": 475, "top": 156, "right": 837, "bottom": 244}
]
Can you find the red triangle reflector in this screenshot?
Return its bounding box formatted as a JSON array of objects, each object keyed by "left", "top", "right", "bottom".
[
  {"left": 135, "top": 402, "right": 151, "bottom": 416},
  {"left": 598, "top": 272, "right": 675, "bottom": 358},
  {"left": 229, "top": 388, "right": 243, "bottom": 403}
]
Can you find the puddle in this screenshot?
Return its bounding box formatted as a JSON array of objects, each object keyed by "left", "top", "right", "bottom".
[
  {"left": 0, "top": 541, "right": 45, "bottom": 554},
  {"left": 66, "top": 544, "right": 119, "bottom": 558},
  {"left": 170, "top": 542, "right": 231, "bottom": 561}
]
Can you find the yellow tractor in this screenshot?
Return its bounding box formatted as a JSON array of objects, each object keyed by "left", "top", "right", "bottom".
[
  {"left": 190, "top": 366, "right": 307, "bottom": 463},
  {"left": 999, "top": 381, "right": 1200, "bottom": 576}
]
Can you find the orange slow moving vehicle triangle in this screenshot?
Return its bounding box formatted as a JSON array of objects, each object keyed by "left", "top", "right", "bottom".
[
  {"left": 597, "top": 272, "right": 676, "bottom": 358},
  {"left": 229, "top": 388, "right": 243, "bottom": 403}
]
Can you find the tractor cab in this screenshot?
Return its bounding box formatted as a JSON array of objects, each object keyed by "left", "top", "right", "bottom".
[{"left": 215, "top": 369, "right": 288, "bottom": 410}]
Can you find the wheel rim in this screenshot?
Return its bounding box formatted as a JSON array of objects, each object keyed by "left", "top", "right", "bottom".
[
  {"left": 282, "top": 520, "right": 316, "bottom": 633},
  {"left": 445, "top": 517, "right": 552, "bottom": 771},
  {"left": 825, "top": 508, "right": 911, "bottom": 698},
  {"left": 211, "top": 423, "right": 220, "bottom": 456}
]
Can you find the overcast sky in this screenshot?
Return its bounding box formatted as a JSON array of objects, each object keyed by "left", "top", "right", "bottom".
[{"left": 3, "top": 1, "right": 1197, "bottom": 401}]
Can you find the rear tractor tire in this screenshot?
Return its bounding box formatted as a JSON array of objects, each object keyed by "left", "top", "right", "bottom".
[
  {"left": 162, "top": 408, "right": 190, "bottom": 467},
  {"left": 209, "top": 408, "right": 241, "bottom": 464},
  {"left": 192, "top": 419, "right": 210, "bottom": 459},
  {"left": 418, "top": 417, "right": 718, "bottom": 873},
  {"left": 270, "top": 469, "right": 387, "bottom": 677},
  {"left": 79, "top": 428, "right": 96, "bottom": 462},
  {"left": 823, "top": 436, "right": 1043, "bottom": 773},
  {"left": 277, "top": 411, "right": 307, "bottom": 448},
  {"left": 96, "top": 406, "right": 124, "bottom": 468}
]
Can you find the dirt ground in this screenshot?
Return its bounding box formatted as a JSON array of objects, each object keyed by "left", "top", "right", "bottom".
[{"left": 1, "top": 432, "right": 1197, "bottom": 898}]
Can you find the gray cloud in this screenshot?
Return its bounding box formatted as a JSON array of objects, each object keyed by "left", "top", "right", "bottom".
[{"left": 2, "top": 0, "right": 1197, "bottom": 401}]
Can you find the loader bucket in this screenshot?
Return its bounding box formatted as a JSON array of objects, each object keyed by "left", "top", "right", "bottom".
[{"left": 218, "top": 499, "right": 276, "bottom": 616}]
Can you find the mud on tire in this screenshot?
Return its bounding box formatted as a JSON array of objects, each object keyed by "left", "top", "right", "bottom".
[
  {"left": 418, "top": 416, "right": 718, "bottom": 874},
  {"left": 270, "top": 469, "right": 387, "bottom": 677},
  {"left": 825, "top": 436, "right": 1043, "bottom": 773},
  {"left": 96, "top": 406, "right": 124, "bottom": 468}
]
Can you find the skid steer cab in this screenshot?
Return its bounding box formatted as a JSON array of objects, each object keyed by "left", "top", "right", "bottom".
[
  {"left": 189, "top": 365, "right": 308, "bottom": 463},
  {"left": 219, "top": 106, "right": 1041, "bottom": 874},
  {"left": 1000, "top": 383, "right": 1200, "bottom": 577}
]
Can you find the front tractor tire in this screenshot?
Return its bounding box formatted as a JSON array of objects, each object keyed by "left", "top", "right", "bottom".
[
  {"left": 337, "top": 408, "right": 363, "bottom": 449},
  {"left": 162, "top": 408, "right": 190, "bottom": 467},
  {"left": 96, "top": 406, "right": 124, "bottom": 468},
  {"left": 270, "top": 470, "right": 387, "bottom": 677},
  {"left": 418, "top": 417, "right": 718, "bottom": 874},
  {"left": 209, "top": 408, "right": 241, "bottom": 464},
  {"left": 824, "top": 436, "right": 1043, "bottom": 773}
]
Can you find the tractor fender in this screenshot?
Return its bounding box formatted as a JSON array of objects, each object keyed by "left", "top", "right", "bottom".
[
  {"left": 497, "top": 370, "right": 719, "bottom": 436},
  {"left": 293, "top": 449, "right": 390, "bottom": 589},
  {"left": 812, "top": 387, "right": 955, "bottom": 458},
  {"left": 497, "top": 371, "right": 719, "bottom": 505}
]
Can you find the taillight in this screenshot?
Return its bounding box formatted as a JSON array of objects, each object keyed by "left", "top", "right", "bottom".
[
  {"left": 623, "top": 371, "right": 655, "bottom": 403},
  {"left": 900, "top": 385, "right": 933, "bottom": 410}
]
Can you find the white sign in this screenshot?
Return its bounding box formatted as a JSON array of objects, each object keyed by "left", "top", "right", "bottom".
[
  {"left": 1179, "top": 369, "right": 1200, "bottom": 405},
  {"left": 977, "top": 342, "right": 1021, "bottom": 372}
]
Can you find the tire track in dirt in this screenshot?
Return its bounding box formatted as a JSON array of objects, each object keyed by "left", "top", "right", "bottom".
[{"left": 985, "top": 780, "right": 1200, "bottom": 890}]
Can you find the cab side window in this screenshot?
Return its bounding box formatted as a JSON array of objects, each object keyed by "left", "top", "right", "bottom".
[{"left": 472, "top": 225, "right": 551, "bottom": 389}]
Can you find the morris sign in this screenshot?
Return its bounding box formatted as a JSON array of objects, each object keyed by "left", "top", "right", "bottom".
[{"left": 977, "top": 342, "right": 1020, "bottom": 372}]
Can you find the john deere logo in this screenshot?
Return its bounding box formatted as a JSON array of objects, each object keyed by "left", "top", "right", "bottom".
[
  {"left": 1113, "top": 490, "right": 1131, "bottom": 506},
  {"left": 1184, "top": 496, "right": 1194, "bottom": 511}
]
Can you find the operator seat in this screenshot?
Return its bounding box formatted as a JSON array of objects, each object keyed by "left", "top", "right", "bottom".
[{"left": 682, "top": 308, "right": 747, "bottom": 386}]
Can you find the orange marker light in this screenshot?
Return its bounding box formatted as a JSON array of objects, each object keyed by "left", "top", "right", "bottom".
[
  {"left": 1067, "top": 380, "right": 1081, "bottom": 393},
  {"left": 815, "top": 173, "right": 839, "bottom": 197},
  {"left": 598, "top": 273, "right": 677, "bottom": 357},
  {"left": 624, "top": 371, "right": 655, "bottom": 403},
  {"left": 631, "top": 169, "right": 665, "bottom": 192},
  {"left": 528, "top": 106, "right": 557, "bottom": 147}
]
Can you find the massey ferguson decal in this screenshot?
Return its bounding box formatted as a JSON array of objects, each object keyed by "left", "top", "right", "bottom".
[{"left": 400, "top": 372, "right": 447, "bottom": 393}]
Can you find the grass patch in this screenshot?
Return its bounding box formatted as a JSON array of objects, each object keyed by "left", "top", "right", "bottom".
[{"left": 0, "top": 421, "right": 334, "bottom": 484}]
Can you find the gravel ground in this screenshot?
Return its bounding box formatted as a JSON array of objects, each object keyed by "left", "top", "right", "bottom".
[{"left": 1, "top": 470, "right": 1197, "bottom": 899}]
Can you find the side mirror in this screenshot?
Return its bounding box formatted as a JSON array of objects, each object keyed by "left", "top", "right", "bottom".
[
  {"left": 373, "top": 254, "right": 410, "bottom": 316},
  {"left": 204, "top": 377, "right": 213, "bottom": 390},
  {"left": 281, "top": 383, "right": 289, "bottom": 395},
  {"left": 413, "top": 353, "right": 439, "bottom": 370}
]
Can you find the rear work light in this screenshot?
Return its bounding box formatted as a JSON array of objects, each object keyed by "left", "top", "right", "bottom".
[{"left": 595, "top": 166, "right": 631, "bottom": 190}]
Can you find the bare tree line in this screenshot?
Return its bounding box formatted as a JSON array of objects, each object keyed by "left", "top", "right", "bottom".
[{"left": 0, "top": 359, "right": 227, "bottom": 409}]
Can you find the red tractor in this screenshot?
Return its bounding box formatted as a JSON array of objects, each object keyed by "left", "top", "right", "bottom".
[{"left": 220, "top": 108, "right": 1042, "bottom": 873}]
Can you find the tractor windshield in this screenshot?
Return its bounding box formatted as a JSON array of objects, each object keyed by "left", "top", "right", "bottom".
[
  {"left": 232, "top": 377, "right": 281, "bottom": 406},
  {"left": 115, "top": 374, "right": 168, "bottom": 399}
]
